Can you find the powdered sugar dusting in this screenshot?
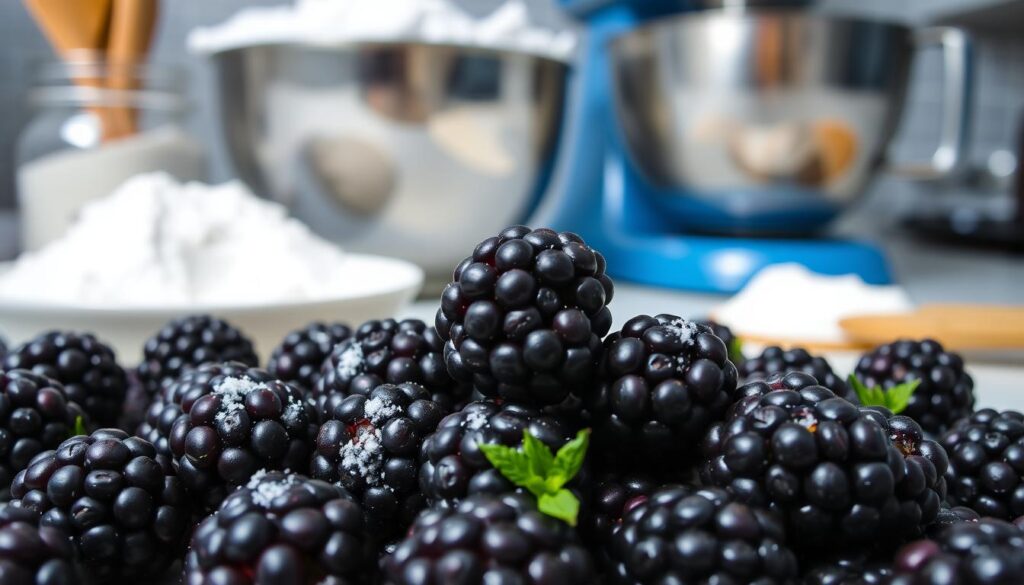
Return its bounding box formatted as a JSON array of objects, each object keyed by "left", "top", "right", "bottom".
[
  {"left": 339, "top": 426, "right": 385, "bottom": 488},
  {"left": 336, "top": 341, "right": 365, "bottom": 378},
  {"left": 668, "top": 318, "right": 699, "bottom": 345},
  {"left": 364, "top": 395, "right": 399, "bottom": 425},
  {"left": 246, "top": 469, "right": 299, "bottom": 507},
  {"left": 213, "top": 376, "right": 261, "bottom": 422},
  {"left": 463, "top": 411, "right": 488, "bottom": 431}
]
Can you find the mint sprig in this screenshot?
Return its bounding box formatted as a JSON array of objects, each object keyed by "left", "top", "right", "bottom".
[
  {"left": 728, "top": 337, "right": 745, "bottom": 364},
  {"left": 479, "top": 429, "right": 590, "bottom": 526},
  {"left": 848, "top": 375, "right": 920, "bottom": 414},
  {"left": 72, "top": 415, "right": 87, "bottom": 438}
]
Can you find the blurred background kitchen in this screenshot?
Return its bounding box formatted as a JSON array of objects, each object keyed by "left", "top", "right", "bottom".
[{"left": 0, "top": 0, "right": 1021, "bottom": 320}]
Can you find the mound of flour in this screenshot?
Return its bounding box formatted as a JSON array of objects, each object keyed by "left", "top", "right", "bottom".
[
  {"left": 0, "top": 173, "right": 363, "bottom": 307},
  {"left": 187, "top": 0, "right": 577, "bottom": 62}
]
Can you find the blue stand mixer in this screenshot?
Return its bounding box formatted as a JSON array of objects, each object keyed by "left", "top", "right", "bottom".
[{"left": 537, "top": 0, "right": 967, "bottom": 293}]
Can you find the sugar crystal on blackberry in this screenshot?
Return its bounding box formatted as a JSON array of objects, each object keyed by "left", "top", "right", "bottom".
[
  {"left": 184, "top": 470, "right": 371, "bottom": 585},
  {"left": 891, "top": 518, "right": 1024, "bottom": 584},
  {"left": 435, "top": 226, "right": 614, "bottom": 406},
  {"left": 136, "top": 315, "right": 258, "bottom": 396},
  {"left": 268, "top": 321, "right": 352, "bottom": 391},
  {"left": 854, "top": 339, "right": 974, "bottom": 434},
  {"left": 740, "top": 345, "right": 853, "bottom": 402},
  {"left": 605, "top": 485, "right": 799, "bottom": 584},
  {"left": 3, "top": 331, "right": 126, "bottom": 428},
  {"left": 7, "top": 429, "right": 191, "bottom": 581},
  {"left": 940, "top": 408, "right": 1024, "bottom": 520},
  {"left": 0, "top": 370, "right": 88, "bottom": 501},
  {"left": 0, "top": 505, "right": 79, "bottom": 585}
]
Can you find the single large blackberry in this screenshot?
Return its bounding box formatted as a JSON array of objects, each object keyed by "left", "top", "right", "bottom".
[
  {"left": 311, "top": 383, "right": 446, "bottom": 536},
  {"left": 587, "top": 314, "right": 737, "bottom": 466},
  {"left": 740, "top": 345, "right": 852, "bottom": 402},
  {"left": 267, "top": 321, "right": 352, "bottom": 391},
  {"left": 891, "top": 518, "right": 1024, "bottom": 584},
  {"left": 0, "top": 370, "right": 87, "bottom": 501},
  {"left": 164, "top": 367, "right": 318, "bottom": 511},
  {"left": 184, "top": 470, "right": 372, "bottom": 585},
  {"left": 940, "top": 408, "right": 1024, "bottom": 519},
  {"left": 605, "top": 485, "right": 798, "bottom": 584},
  {"left": 7, "top": 429, "right": 191, "bottom": 581},
  {"left": 702, "top": 373, "right": 948, "bottom": 551},
  {"left": 0, "top": 505, "right": 79, "bottom": 585},
  {"left": 435, "top": 226, "right": 614, "bottom": 406},
  {"left": 136, "top": 315, "right": 259, "bottom": 395},
  {"left": 315, "top": 319, "right": 467, "bottom": 417},
  {"left": 3, "top": 331, "right": 127, "bottom": 428},
  {"left": 384, "top": 492, "right": 595, "bottom": 584},
  {"left": 419, "top": 400, "right": 579, "bottom": 508},
  {"left": 855, "top": 338, "right": 974, "bottom": 434}
]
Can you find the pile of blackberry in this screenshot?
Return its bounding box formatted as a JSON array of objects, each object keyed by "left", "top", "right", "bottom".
[
  {"left": 311, "top": 382, "right": 446, "bottom": 535},
  {"left": 384, "top": 492, "right": 595, "bottom": 585},
  {"left": 314, "top": 318, "right": 467, "bottom": 415},
  {"left": 855, "top": 338, "right": 974, "bottom": 434},
  {"left": 0, "top": 505, "right": 78, "bottom": 585},
  {"left": 3, "top": 331, "right": 126, "bottom": 428},
  {"left": 267, "top": 321, "right": 352, "bottom": 390},
  {"left": 7, "top": 429, "right": 191, "bottom": 580},
  {"left": 435, "top": 226, "right": 613, "bottom": 406},
  {"left": 0, "top": 370, "right": 87, "bottom": 500},
  {"left": 891, "top": 518, "right": 1024, "bottom": 584},
  {"left": 184, "top": 471, "right": 372, "bottom": 585},
  {"left": 587, "top": 314, "right": 737, "bottom": 466},
  {"left": 136, "top": 315, "right": 259, "bottom": 395},
  {"left": 940, "top": 408, "right": 1024, "bottom": 519},
  {"left": 739, "top": 345, "right": 852, "bottom": 402}
]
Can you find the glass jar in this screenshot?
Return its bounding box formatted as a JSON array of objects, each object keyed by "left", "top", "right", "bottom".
[{"left": 15, "top": 57, "right": 204, "bottom": 251}]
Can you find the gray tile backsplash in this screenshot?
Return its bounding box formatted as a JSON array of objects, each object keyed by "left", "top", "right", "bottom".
[{"left": 1, "top": 0, "right": 1021, "bottom": 209}]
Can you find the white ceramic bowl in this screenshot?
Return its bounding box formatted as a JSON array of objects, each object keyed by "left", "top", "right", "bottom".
[{"left": 0, "top": 254, "right": 424, "bottom": 365}]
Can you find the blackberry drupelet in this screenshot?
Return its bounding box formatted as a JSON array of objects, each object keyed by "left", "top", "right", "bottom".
[
  {"left": 268, "top": 321, "right": 352, "bottom": 391},
  {"left": 702, "top": 374, "right": 948, "bottom": 551},
  {"left": 695, "top": 318, "right": 744, "bottom": 364},
  {"left": 311, "top": 383, "right": 446, "bottom": 536},
  {"left": 164, "top": 367, "right": 318, "bottom": 511},
  {"left": 3, "top": 331, "right": 127, "bottom": 428},
  {"left": 315, "top": 318, "right": 467, "bottom": 417},
  {"left": 419, "top": 400, "right": 579, "bottom": 508},
  {"left": 940, "top": 408, "right": 1024, "bottom": 519},
  {"left": 184, "top": 470, "right": 372, "bottom": 585},
  {"left": 136, "top": 315, "right": 258, "bottom": 396},
  {"left": 891, "top": 518, "right": 1024, "bottom": 584},
  {"left": 587, "top": 314, "right": 737, "bottom": 466},
  {"left": 0, "top": 506, "right": 78, "bottom": 585},
  {"left": 802, "top": 555, "right": 893, "bottom": 585},
  {"left": 582, "top": 472, "right": 659, "bottom": 550},
  {"left": 384, "top": 492, "right": 596, "bottom": 585},
  {"left": 0, "top": 370, "right": 87, "bottom": 501},
  {"left": 435, "top": 226, "right": 614, "bottom": 406},
  {"left": 927, "top": 505, "right": 980, "bottom": 538},
  {"left": 606, "top": 485, "right": 799, "bottom": 584},
  {"left": 740, "top": 345, "right": 852, "bottom": 402},
  {"left": 8, "top": 429, "right": 191, "bottom": 581},
  {"left": 855, "top": 338, "right": 974, "bottom": 434}
]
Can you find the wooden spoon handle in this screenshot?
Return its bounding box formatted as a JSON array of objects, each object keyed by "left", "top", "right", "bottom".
[
  {"left": 105, "top": 0, "right": 159, "bottom": 139},
  {"left": 840, "top": 304, "right": 1024, "bottom": 350}
]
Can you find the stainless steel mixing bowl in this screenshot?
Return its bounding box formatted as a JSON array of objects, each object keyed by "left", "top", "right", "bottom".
[
  {"left": 210, "top": 44, "right": 567, "bottom": 277},
  {"left": 609, "top": 11, "right": 970, "bottom": 234}
]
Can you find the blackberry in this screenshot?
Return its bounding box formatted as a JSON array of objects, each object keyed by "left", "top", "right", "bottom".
[
  {"left": 164, "top": 367, "right": 318, "bottom": 511},
  {"left": 855, "top": 339, "right": 974, "bottom": 434},
  {"left": 268, "top": 321, "right": 352, "bottom": 391},
  {"left": 0, "top": 370, "right": 88, "bottom": 501},
  {"left": 606, "top": 485, "right": 799, "bottom": 584},
  {"left": 802, "top": 555, "right": 893, "bottom": 585},
  {"left": 311, "top": 383, "right": 446, "bottom": 536},
  {"left": 582, "top": 471, "right": 659, "bottom": 550},
  {"left": 315, "top": 319, "right": 467, "bottom": 418},
  {"left": 891, "top": 518, "right": 1024, "bottom": 584},
  {"left": 940, "top": 409, "right": 1024, "bottom": 519},
  {"left": 695, "top": 318, "right": 744, "bottom": 364},
  {"left": 3, "top": 331, "right": 127, "bottom": 428},
  {"left": 587, "top": 314, "right": 737, "bottom": 466},
  {"left": 740, "top": 345, "right": 852, "bottom": 402},
  {"left": 384, "top": 492, "right": 596, "bottom": 584},
  {"left": 419, "top": 400, "right": 578, "bottom": 508},
  {"left": 0, "top": 506, "right": 78, "bottom": 585},
  {"left": 702, "top": 373, "right": 948, "bottom": 551},
  {"left": 136, "top": 315, "right": 258, "bottom": 396},
  {"left": 184, "top": 470, "right": 372, "bottom": 585},
  {"left": 8, "top": 429, "right": 191, "bottom": 580},
  {"left": 435, "top": 225, "right": 614, "bottom": 406}
]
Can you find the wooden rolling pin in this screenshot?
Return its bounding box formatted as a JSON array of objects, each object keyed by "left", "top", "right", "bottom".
[{"left": 840, "top": 304, "right": 1024, "bottom": 350}]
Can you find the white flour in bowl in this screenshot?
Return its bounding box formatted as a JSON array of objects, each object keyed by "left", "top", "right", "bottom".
[{"left": 0, "top": 172, "right": 376, "bottom": 308}]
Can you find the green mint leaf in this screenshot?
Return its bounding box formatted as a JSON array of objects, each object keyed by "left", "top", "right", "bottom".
[
  {"left": 728, "top": 337, "right": 745, "bottom": 364},
  {"left": 884, "top": 379, "right": 921, "bottom": 414},
  {"left": 522, "top": 430, "right": 555, "bottom": 479},
  {"left": 73, "top": 416, "right": 86, "bottom": 437},
  {"left": 849, "top": 375, "right": 884, "bottom": 407},
  {"left": 538, "top": 489, "right": 581, "bottom": 526},
  {"left": 479, "top": 442, "right": 533, "bottom": 488},
  {"left": 551, "top": 429, "right": 590, "bottom": 490}
]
